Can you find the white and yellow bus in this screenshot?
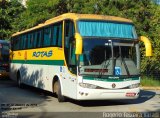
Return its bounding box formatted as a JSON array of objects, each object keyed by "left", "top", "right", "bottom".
[{"left": 10, "top": 13, "right": 152, "bottom": 102}]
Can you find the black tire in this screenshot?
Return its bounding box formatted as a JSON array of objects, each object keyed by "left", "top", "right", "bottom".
[
  {"left": 57, "top": 80, "right": 66, "bottom": 102},
  {"left": 17, "top": 73, "right": 23, "bottom": 88}
]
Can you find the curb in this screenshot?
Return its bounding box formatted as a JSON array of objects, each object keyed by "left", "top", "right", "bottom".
[{"left": 140, "top": 86, "right": 160, "bottom": 90}]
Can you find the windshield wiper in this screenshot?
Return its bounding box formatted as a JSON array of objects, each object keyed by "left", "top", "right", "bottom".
[
  {"left": 98, "top": 59, "right": 110, "bottom": 78},
  {"left": 98, "top": 40, "right": 112, "bottom": 78},
  {"left": 119, "top": 46, "right": 130, "bottom": 76}
]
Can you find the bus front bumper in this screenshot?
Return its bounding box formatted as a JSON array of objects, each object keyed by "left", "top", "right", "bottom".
[{"left": 77, "top": 87, "right": 140, "bottom": 100}]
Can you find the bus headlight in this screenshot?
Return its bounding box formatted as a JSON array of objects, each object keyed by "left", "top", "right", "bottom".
[
  {"left": 79, "top": 83, "right": 98, "bottom": 89},
  {"left": 129, "top": 83, "right": 140, "bottom": 89}
]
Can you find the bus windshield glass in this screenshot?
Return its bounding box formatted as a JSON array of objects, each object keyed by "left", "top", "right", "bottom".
[
  {"left": 79, "top": 38, "right": 139, "bottom": 77},
  {"left": 78, "top": 20, "right": 137, "bottom": 39}
]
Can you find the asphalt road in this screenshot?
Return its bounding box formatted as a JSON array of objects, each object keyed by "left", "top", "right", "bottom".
[{"left": 0, "top": 78, "right": 160, "bottom": 118}]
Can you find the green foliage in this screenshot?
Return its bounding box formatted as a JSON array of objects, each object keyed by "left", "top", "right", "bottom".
[
  {"left": 141, "top": 76, "right": 160, "bottom": 86},
  {"left": 0, "top": 0, "right": 25, "bottom": 39},
  {"left": 0, "top": 0, "right": 12, "bottom": 39},
  {"left": 17, "top": 0, "right": 69, "bottom": 30}
]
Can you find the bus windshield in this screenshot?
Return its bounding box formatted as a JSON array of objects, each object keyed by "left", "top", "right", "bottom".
[
  {"left": 79, "top": 38, "right": 139, "bottom": 77},
  {"left": 78, "top": 20, "right": 137, "bottom": 39},
  {"left": 0, "top": 43, "right": 10, "bottom": 62},
  {"left": 78, "top": 20, "right": 139, "bottom": 77}
]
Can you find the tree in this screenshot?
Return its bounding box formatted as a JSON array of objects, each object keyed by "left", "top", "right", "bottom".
[
  {"left": 0, "top": 0, "right": 11, "bottom": 39},
  {"left": 16, "top": 0, "right": 67, "bottom": 30},
  {"left": 0, "top": 0, "right": 25, "bottom": 39}
]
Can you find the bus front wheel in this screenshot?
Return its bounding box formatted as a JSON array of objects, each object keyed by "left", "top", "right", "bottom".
[{"left": 54, "top": 80, "right": 66, "bottom": 102}]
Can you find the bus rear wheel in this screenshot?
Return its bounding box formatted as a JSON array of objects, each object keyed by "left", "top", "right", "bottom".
[
  {"left": 17, "top": 73, "right": 23, "bottom": 88},
  {"left": 54, "top": 80, "right": 66, "bottom": 102}
]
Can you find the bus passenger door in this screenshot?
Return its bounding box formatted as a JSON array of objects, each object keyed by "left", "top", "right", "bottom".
[
  {"left": 63, "top": 20, "right": 77, "bottom": 99},
  {"left": 64, "top": 20, "right": 76, "bottom": 74}
]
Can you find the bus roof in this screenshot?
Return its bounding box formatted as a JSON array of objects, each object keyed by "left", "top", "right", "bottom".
[{"left": 12, "top": 13, "right": 133, "bottom": 37}]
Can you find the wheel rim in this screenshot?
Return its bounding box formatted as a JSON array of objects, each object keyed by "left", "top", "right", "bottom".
[{"left": 54, "top": 81, "right": 58, "bottom": 94}]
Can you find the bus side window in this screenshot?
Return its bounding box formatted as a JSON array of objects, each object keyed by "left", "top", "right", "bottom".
[
  {"left": 57, "top": 23, "right": 62, "bottom": 47},
  {"left": 24, "top": 34, "right": 28, "bottom": 49},
  {"left": 31, "top": 33, "right": 34, "bottom": 48},
  {"left": 36, "top": 31, "right": 40, "bottom": 48},
  {"left": 19, "top": 36, "right": 22, "bottom": 50},
  {"left": 33, "top": 31, "right": 37, "bottom": 48},
  {"left": 28, "top": 33, "right": 34, "bottom": 49},
  {"left": 22, "top": 35, "right": 25, "bottom": 49},
  {"left": 52, "top": 22, "right": 62, "bottom": 47},
  {"left": 32, "top": 33, "right": 35, "bottom": 48},
  {"left": 52, "top": 25, "right": 57, "bottom": 46},
  {"left": 36, "top": 30, "right": 43, "bottom": 48},
  {"left": 44, "top": 27, "right": 52, "bottom": 47},
  {"left": 27, "top": 33, "right": 30, "bottom": 48},
  {"left": 14, "top": 37, "right": 19, "bottom": 50}
]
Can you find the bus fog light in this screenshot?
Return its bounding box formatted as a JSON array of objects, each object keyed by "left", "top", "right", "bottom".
[
  {"left": 129, "top": 83, "right": 140, "bottom": 89},
  {"left": 79, "top": 92, "right": 84, "bottom": 95},
  {"left": 85, "top": 93, "right": 88, "bottom": 96},
  {"left": 79, "top": 83, "right": 97, "bottom": 89}
]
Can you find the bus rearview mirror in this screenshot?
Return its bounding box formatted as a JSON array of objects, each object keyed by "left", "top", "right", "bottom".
[
  {"left": 139, "top": 36, "right": 152, "bottom": 56},
  {"left": 75, "top": 33, "right": 82, "bottom": 55}
]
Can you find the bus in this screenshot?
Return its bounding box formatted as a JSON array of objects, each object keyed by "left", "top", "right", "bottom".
[
  {"left": 10, "top": 13, "right": 152, "bottom": 102},
  {"left": 0, "top": 40, "right": 10, "bottom": 78}
]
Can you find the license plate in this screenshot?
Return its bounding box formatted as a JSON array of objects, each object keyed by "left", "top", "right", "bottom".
[{"left": 126, "top": 92, "right": 136, "bottom": 97}]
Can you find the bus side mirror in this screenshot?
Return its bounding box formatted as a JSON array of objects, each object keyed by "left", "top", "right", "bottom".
[
  {"left": 139, "top": 36, "right": 152, "bottom": 56},
  {"left": 75, "top": 33, "right": 83, "bottom": 55}
]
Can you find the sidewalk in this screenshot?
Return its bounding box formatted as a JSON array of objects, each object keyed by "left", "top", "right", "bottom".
[{"left": 140, "top": 86, "right": 160, "bottom": 90}]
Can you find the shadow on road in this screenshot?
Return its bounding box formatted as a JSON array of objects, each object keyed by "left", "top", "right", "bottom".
[
  {"left": 21, "top": 84, "right": 57, "bottom": 99},
  {"left": 0, "top": 78, "right": 57, "bottom": 113},
  {"left": 0, "top": 77, "right": 17, "bottom": 88},
  {"left": 0, "top": 77, "right": 10, "bottom": 81}
]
